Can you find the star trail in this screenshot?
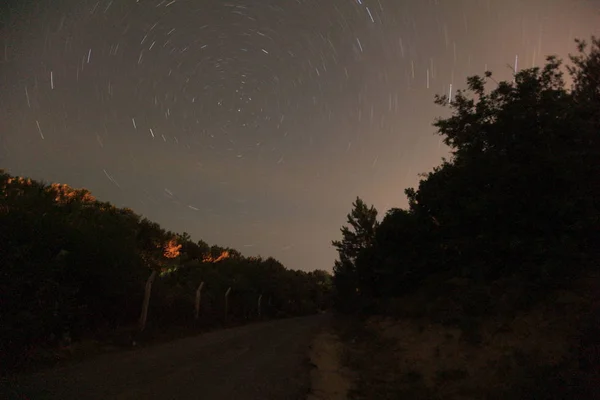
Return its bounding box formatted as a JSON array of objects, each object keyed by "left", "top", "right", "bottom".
[{"left": 1, "top": 0, "right": 599, "bottom": 271}]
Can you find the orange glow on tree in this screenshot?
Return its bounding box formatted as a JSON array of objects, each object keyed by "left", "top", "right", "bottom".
[
  {"left": 47, "top": 183, "right": 96, "bottom": 204},
  {"left": 202, "top": 250, "right": 230, "bottom": 263},
  {"left": 163, "top": 239, "right": 182, "bottom": 259}
]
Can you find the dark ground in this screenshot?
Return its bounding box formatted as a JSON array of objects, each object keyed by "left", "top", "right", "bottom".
[{"left": 0, "top": 314, "right": 330, "bottom": 400}]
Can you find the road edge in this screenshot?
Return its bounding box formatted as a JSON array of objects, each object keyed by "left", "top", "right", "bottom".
[{"left": 306, "top": 325, "right": 353, "bottom": 400}]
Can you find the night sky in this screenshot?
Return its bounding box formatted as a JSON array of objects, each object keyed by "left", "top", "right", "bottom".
[{"left": 1, "top": 0, "right": 599, "bottom": 271}]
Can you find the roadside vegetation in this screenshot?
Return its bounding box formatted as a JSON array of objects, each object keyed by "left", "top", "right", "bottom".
[
  {"left": 0, "top": 173, "right": 333, "bottom": 375},
  {"left": 331, "top": 37, "right": 600, "bottom": 399}
]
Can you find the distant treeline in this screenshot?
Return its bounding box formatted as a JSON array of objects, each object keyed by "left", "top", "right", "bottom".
[
  {"left": 332, "top": 37, "right": 599, "bottom": 311},
  {"left": 0, "top": 173, "right": 332, "bottom": 372}
]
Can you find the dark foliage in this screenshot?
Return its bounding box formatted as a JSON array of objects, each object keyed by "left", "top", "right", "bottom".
[
  {"left": 0, "top": 174, "right": 332, "bottom": 373},
  {"left": 333, "top": 37, "right": 599, "bottom": 308}
]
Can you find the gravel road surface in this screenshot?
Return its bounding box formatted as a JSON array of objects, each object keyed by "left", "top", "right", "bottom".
[{"left": 1, "top": 314, "right": 330, "bottom": 400}]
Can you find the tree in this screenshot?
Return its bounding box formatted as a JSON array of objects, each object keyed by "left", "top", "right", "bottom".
[
  {"left": 424, "top": 40, "right": 599, "bottom": 281},
  {"left": 332, "top": 197, "right": 379, "bottom": 307},
  {"left": 0, "top": 168, "right": 339, "bottom": 371},
  {"left": 566, "top": 37, "right": 600, "bottom": 256},
  {"left": 331, "top": 37, "right": 600, "bottom": 309}
]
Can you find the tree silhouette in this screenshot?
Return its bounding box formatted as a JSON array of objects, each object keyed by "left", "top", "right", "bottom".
[
  {"left": 333, "top": 36, "right": 600, "bottom": 306},
  {"left": 332, "top": 197, "right": 379, "bottom": 308},
  {"left": 0, "top": 169, "right": 332, "bottom": 373}
]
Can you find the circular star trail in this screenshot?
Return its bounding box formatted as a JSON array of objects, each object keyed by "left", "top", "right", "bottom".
[{"left": 1, "top": 0, "right": 599, "bottom": 270}]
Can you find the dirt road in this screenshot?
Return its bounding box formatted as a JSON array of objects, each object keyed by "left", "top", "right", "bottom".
[{"left": 0, "top": 314, "right": 330, "bottom": 400}]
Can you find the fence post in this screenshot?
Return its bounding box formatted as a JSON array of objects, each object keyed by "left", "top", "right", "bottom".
[
  {"left": 225, "top": 287, "right": 232, "bottom": 320},
  {"left": 195, "top": 281, "right": 205, "bottom": 320},
  {"left": 257, "top": 294, "right": 263, "bottom": 318},
  {"left": 139, "top": 270, "right": 158, "bottom": 332}
]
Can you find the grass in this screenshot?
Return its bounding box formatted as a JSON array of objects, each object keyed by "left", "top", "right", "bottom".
[
  {"left": 335, "top": 315, "right": 438, "bottom": 400},
  {"left": 336, "top": 269, "right": 600, "bottom": 400}
]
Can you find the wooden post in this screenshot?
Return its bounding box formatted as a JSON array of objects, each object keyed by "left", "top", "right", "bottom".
[
  {"left": 257, "top": 294, "right": 263, "bottom": 318},
  {"left": 194, "top": 282, "right": 205, "bottom": 320},
  {"left": 139, "top": 270, "right": 158, "bottom": 332},
  {"left": 224, "top": 287, "right": 232, "bottom": 320}
]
